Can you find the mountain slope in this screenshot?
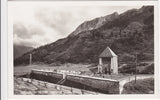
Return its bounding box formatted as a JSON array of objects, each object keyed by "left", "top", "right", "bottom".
[
  {"left": 14, "top": 6, "right": 154, "bottom": 66},
  {"left": 14, "top": 44, "right": 34, "bottom": 59}
]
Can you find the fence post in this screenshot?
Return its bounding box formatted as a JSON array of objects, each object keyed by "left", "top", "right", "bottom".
[
  {"left": 81, "top": 89, "right": 84, "bottom": 94},
  {"left": 71, "top": 86, "right": 73, "bottom": 93},
  {"left": 44, "top": 82, "right": 47, "bottom": 88},
  {"left": 31, "top": 79, "right": 33, "bottom": 83},
  {"left": 60, "top": 85, "right": 62, "bottom": 90}
]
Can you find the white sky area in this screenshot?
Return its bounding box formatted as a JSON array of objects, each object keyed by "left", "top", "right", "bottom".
[{"left": 9, "top": 1, "right": 142, "bottom": 48}]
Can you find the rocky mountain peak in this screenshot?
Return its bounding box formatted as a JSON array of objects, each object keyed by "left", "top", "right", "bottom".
[{"left": 69, "top": 12, "right": 119, "bottom": 37}]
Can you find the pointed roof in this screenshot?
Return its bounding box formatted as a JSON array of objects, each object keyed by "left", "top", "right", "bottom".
[{"left": 99, "top": 47, "right": 117, "bottom": 58}]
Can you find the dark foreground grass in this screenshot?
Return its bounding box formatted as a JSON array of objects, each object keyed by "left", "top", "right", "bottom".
[{"left": 122, "top": 78, "right": 154, "bottom": 94}]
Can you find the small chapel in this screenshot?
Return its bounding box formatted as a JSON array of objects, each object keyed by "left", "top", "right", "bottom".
[{"left": 98, "top": 47, "right": 118, "bottom": 75}]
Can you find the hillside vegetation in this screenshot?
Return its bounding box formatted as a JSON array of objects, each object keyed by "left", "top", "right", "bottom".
[
  {"left": 14, "top": 6, "right": 154, "bottom": 67},
  {"left": 14, "top": 44, "right": 34, "bottom": 59}
]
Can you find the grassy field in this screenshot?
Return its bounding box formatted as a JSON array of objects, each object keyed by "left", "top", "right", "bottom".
[
  {"left": 122, "top": 78, "right": 154, "bottom": 94},
  {"left": 14, "top": 63, "right": 92, "bottom": 76}
]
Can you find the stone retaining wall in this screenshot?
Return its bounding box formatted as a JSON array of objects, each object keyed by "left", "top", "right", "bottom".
[
  {"left": 30, "top": 70, "right": 119, "bottom": 94},
  {"left": 30, "top": 70, "right": 63, "bottom": 83},
  {"left": 65, "top": 75, "right": 119, "bottom": 94}
]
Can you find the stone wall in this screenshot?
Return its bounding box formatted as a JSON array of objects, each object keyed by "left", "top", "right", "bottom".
[
  {"left": 30, "top": 70, "right": 119, "bottom": 94},
  {"left": 30, "top": 70, "right": 63, "bottom": 83},
  {"left": 64, "top": 75, "right": 119, "bottom": 94}
]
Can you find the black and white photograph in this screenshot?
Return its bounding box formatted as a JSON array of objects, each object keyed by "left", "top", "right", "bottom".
[{"left": 8, "top": 1, "right": 157, "bottom": 95}]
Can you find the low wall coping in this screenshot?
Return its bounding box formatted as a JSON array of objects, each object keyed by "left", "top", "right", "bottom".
[
  {"left": 67, "top": 74, "right": 119, "bottom": 82},
  {"left": 31, "top": 69, "right": 119, "bottom": 82},
  {"left": 31, "top": 69, "right": 63, "bottom": 75}
]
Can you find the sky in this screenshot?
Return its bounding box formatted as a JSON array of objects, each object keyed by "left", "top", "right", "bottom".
[{"left": 9, "top": 1, "right": 142, "bottom": 48}]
